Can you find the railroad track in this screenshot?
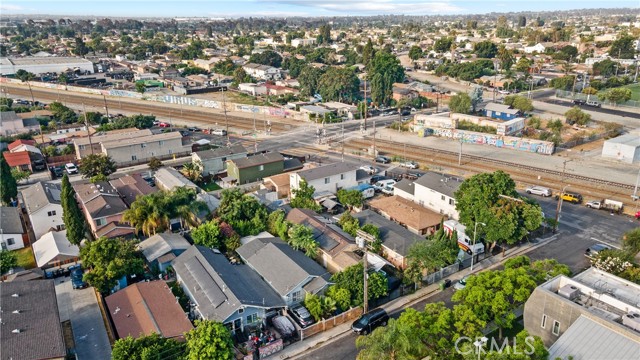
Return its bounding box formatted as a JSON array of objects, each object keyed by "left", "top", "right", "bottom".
[
  {"left": 341, "top": 137, "right": 636, "bottom": 211},
  {"left": 2, "top": 84, "right": 297, "bottom": 133}
]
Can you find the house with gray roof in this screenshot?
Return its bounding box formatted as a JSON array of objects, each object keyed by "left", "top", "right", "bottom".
[
  {"left": 352, "top": 209, "right": 426, "bottom": 269},
  {"left": 483, "top": 102, "right": 522, "bottom": 120},
  {"left": 73, "top": 181, "right": 134, "bottom": 239},
  {"left": 0, "top": 280, "right": 66, "bottom": 360},
  {"left": 154, "top": 167, "right": 199, "bottom": 192},
  {"left": 394, "top": 171, "right": 462, "bottom": 220},
  {"left": 236, "top": 237, "right": 331, "bottom": 306},
  {"left": 138, "top": 233, "right": 190, "bottom": 272},
  {"left": 172, "top": 245, "right": 285, "bottom": 335},
  {"left": 0, "top": 207, "right": 25, "bottom": 251},
  {"left": 226, "top": 152, "right": 284, "bottom": 185},
  {"left": 192, "top": 144, "right": 248, "bottom": 176},
  {"left": 21, "top": 181, "right": 65, "bottom": 240},
  {"left": 289, "top": 162, "right": 361, "bottom": 198}
]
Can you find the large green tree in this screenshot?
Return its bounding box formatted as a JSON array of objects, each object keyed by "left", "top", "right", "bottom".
[
  {"left": 454, "top": 171, "right": 543, "bottom": 251},
  {"left": 473, "top": 40, "right": 498, "bottom": 59},
  {"left": 318, "top": 67, "right": 361, "bottom": 103},
  {"left": 448, "top": 93, "right": 472, "bottom": 114},
  {"left": 0, "top": 250, "right": 17, "bottom": 274},
  {"left": 609, "top": 34, "right": 637, "bottom": 59},
  {"left": 191, "top": 220, "right": 223, "bottom": 250},
  {"left": 330, "top": 263, "right": 387, "bottom": 306},
  {"left": 217, "top": 188, "right": 268, "bottom": 236},
  {"left": 564, "top": 106, "right": 591, "bottom": 126},
  {"left": 336, "top": 189, "right": 363, "bottom": 210},
  {"left": 112, "top": 333, "right": 185, "bottom": 360},
  {"left": 0, "top": 156, "right": 17, "bottom": 205},
  {"left": 185, "top": 320, "right": 234, "bottom": 360},
  {"left": 599, "top": 87, "right": 632, "bottom": 106},
  {"left": 79, "top": 154, "right": 116, "bottom": 181},
  {"left": 623, "top": 228, "right": 640, "bottom": 255},
  {"left": 298, "top": 66, "right": 325, "bottom": 97},
  {"left": 369, "top": 51, "right": 405, "bottom": 106},
  {"left": 80, "top": 237, "right": 144, "bottom": 293},
  {"left": 405, "top": 228, "right": 458, "bottom": 285},
  {"left": 408, "top": 45, "right": 423, "bottom": 61},
  {"left": 291, "top": 180, "right": 322, "bottom": 212},
  {"left": 248, "top": 50, "right": 283, "bottom": 67},
  {"left": 61, "top": 174, "right": 86, "bottom": 245}
]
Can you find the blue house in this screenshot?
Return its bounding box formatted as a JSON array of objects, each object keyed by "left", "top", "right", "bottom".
[
  {"left": 237, "top": 237, "right": 331, "bottom": 306},
  {"left": 483, "top": 102, "right": 522, "bottom": 120},
  {"left": 172, "top": 245, "right": 285, "bottom": 336},
  {"left": 138, "top": 233, "right": 190, "bottom": 272}
]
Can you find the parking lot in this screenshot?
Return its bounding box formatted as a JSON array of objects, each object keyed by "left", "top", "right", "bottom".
[{"left": 54, "top": 276, "right": 112, "bottom": 360}]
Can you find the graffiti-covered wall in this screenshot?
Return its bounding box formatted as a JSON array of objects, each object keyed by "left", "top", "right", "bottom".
[{"left": 430, "top": 128, "right": 555, "bottom": 155}]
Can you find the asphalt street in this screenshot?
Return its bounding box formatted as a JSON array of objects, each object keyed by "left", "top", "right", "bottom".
[{"left": 302, "top": 195, "right": 637, "bottom": 360}]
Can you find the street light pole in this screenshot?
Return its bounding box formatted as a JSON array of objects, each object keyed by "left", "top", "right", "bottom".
[
  {"left": 554, "top": 184, "right": 570, "bottom": 231},
  {"left": 470, "top": 221, "right": 486, "bottom": 271}
]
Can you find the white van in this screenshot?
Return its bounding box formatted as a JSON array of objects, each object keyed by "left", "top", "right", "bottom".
[{"left": 374, "top": 179, "right": 396, "bottom": 192}]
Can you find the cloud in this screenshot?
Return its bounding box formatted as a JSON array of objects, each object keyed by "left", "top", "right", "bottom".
[
  {"left": 0, "top": 4, "right": 25, "bottom": 11},
  {"left": 263, "top": 0, "right": 464, "bottom": 14}
]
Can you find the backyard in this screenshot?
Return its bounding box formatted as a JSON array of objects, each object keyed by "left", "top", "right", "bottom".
[{"left": 12, "top": 247, "right": 36, "bottom": 269}]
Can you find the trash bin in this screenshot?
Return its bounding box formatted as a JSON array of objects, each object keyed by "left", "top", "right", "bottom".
[
  {"left": 439, "top": 282, "right": 446, "bottom": 291},
  {"left": 443, "top": 279, "right": 452, "bottom": 288}
]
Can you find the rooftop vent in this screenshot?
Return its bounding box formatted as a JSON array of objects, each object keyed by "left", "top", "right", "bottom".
[
  {"left": 11, "top": 310, "right": 20, "bottom": 314},
  {"left": 623, "top": 313, "right": 640, "bottom": 332},
  {"left": 12, "top": 329, "right": 21, "bottom": 334},
  {"left": 558, "top": 284, "right": 580, "bottom": 301},
  {"left": 11, "top": 294, "right": 19, "bottom": 298}
]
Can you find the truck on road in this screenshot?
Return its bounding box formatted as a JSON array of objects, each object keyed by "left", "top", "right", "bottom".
[{"left": 586, "top": 199, "right": 623, "bottom": 213}]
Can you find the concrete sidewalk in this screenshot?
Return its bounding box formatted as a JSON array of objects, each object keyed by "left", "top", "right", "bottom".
[{"left": 270, "top": 233, "right": 560, "bottom": 360}]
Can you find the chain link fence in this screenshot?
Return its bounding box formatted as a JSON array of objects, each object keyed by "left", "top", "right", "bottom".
[{"left": 555, "top": 90, "right": 640, "bottom": 108}]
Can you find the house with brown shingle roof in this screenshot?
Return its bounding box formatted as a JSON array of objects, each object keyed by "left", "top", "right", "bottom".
[
  {"left": 73, "top": 181, "right": 134, "bottom": 239},
  {"left": 368, "top": 195, "right": 443, "bottom": 236},
  {"left": 105, "top": 281, "right": 193, "bottom": 340}
]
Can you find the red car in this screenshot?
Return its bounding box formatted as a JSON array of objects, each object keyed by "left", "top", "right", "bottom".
[
  {"left": 159, "top": 122, "right": 170, "bottom": 128},
  {"left": 635, "top": 211, "right": 640, "bottom": 220}
]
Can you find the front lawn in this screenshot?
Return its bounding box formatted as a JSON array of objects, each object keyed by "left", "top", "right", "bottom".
[
  {"left": 624, "top": 83, "right": 640, "bottom": 101},
  {"left": 199, "top": 181, "right": 222, "bottom": 192},
  {"left": 13, "top": 247, "right": 36, "bottom": 269}
]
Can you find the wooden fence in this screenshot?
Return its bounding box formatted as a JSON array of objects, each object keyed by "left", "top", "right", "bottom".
[{"left": 299, "top": 307, "right": 363, "bottom": 340}]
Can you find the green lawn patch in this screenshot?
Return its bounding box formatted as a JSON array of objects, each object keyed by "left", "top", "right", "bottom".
[
  {"left": 624, "top": 83, "right": 640, "bottom": 101},
  {"left": 199, "top": 181, "right": 222, "bottom": 192},
  {"left": 13, "top": 247, "right": 36, "bottom": 269}
]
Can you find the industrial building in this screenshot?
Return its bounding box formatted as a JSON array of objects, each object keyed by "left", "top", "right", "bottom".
[
  {"left": 602, "top": 133, "right": 640, "bottom": 164},
  {"left": 0, "top": 56, "right": 94, "bottom": 75}
]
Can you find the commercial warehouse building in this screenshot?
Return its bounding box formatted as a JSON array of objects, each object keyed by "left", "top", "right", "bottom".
[{"left": 0, "top": 56, "right": 94, "bottom": 75}]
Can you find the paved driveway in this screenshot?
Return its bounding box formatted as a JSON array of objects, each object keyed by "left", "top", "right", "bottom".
[{"left": 55, "top": 277, "right": 112, "bottom": 360}]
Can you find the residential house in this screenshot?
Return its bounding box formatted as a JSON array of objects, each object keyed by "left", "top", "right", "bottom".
[
  {"left": 2, "top": 151, "right": 33, "bottom": 172},
  {"left": 0, "top": 280, "right": 67, "bottom": 360},
  {"left": 138, "top": 233, "right": 191, "bottom": 272},
  {"left": 242, "top": 63, "right": 281, "bottom": 81},
  {"left": 193, "top": 58, "right": 223, "bottom": 71},
  {"left": 286, "top": 208, "right": 360, "bottom": 273},
  {"left": 368, "top": 196, "right": 443, "bottom": 236},
  {"left": 289, "top": 162, "right": 360, "bottom": 197},
  {"left": 32, "top": 230, "right": 80, "bottom": 269},
  {"left": 353, "top": 210, "right": 427, "bottom": 269},
  {"left": 266, "top": 84, "right": 299, "bottom": 97},
  {"left": 172, "top": 245, "right": 285, "bottom": 335},
  {"left": 0, "top": 111, "right": 40, "bottom": 136},
  {"left": 105, "top": 281, "right": 194, "bottom": 340},
  {"left": 483, "top": 102, "right": 522, "bottom": 121},
  {"left": 524, "top": 268, "right": 640, "bottom": 359},
  {"left": 8, "top": 139, "right": 41, "bottom": 155},
  {"left": 73, "top": 128, "right": 152, "bottom": 159},
  {"left": 226, "top": 152, "right": 284, "bottom": 184},
  {"left": 21, "top": 181, "right": 65, "bottom": 240},
  {"left": 392, "top": 87, "right": 419, "bottom": 102},
  {"left": 192, "top": 145, "right": 248, "bottom": 176},
  {"left": 394, "top": 172, "right": 462, "bottom": 220},
  {"left": 321, "top": 102, "right": 358, "bottom": 116},
  {"left": 74, "top": 181, "right": 134, "bottom": 239},
  {"left": 238, "top": 83, "right": 267, "bottom": 96},
  {"left": 291, "top": 38, "right": 316, "bottom": 47},
  {"left": 154, "top": 167, "right": 199, "bottom": 191},
  {"left": 236, "top": 237, "right": 331, "bottom": 306},
  {"left": 0, "top": 207, "right": 25, "bottom": 251},
  {"left": 101, "top": 132, "right": 186, "bottom": 165},
  {"left": 262, "top": 173, "right": 291, "bottom": 199},
  {"left": 524, "top": 43, "right": 546, "bottom": 54},
  {"left": 109, "top": 174, "right": 157, "bottom": 207}
]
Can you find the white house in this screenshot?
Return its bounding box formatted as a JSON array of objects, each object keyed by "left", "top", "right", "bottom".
[
  {"left": 238, "top": 83, "right": 267, "bottom": 96},
  {"left": 21, "top": 182, "right": 64, "bottom": 240},
  {"left": 291, "top": 38, "right": 317, "bottom": 48},
  {"left": 394, "top": 171, "right": 462, "bottom": 220},
  {"left": 32, "top": 230, "right": 80, "bottom": 269},
  {"left": 242, "top": 63, "right": 282, "bottom": 81},
  {"left": 192, "top": 145, "right": 248, "bottom": 176},
  {"left": 289, "top": 162, "right": 360, "bottom": 197},
  {"left": 0, "top": 207, "right": 25, "bottom": 251},
  {"left": 524, "top": 43, "right": 546, "bottom": 54}
]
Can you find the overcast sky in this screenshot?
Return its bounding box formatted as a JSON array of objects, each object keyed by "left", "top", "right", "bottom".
[{"left": 1, "top": 0, "right": 638, "bottom": 18}]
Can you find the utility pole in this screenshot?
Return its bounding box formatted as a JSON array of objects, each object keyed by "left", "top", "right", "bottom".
[
  {"left": 83, "top": 103, "right": 94, "bottom": 155},
  {"left": 222, "top": 85, "right": 229, "bottom": 146},
  {"left": 372, "top": 118, "right": 377, "bottom": 160},
  {"left": 26, "top": 81, "right": 35, "bottom": 105},
  {"left": 102, "top": 95, "right": 110, "bottom": 119},
  {"left": 356, "top": 230, "right": 374, "bottom": 314},
  {"left": 341, "top": 118, "right": 345, "bottom": 162},
  {"left": 363, "top": 75, "right": 368, "bottom": 131},
  {"left": 458, "top": 141, "right": 462, "bottom": 166}
]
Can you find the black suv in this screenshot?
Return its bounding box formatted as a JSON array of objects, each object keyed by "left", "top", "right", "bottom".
[
  {"left": 573, "top": 99, "right": 586, "bottom": 106},
  {"left": 375, "top": 156, "right": 391, "bottom": 164},
  {"left": 352, "top": 308, "right": 389, "bottom": 335}
]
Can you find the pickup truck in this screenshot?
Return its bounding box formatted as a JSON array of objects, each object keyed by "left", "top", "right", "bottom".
[
  {"left": 585, "top": 100, "right": 601, "bottom": 108},
  {"left": 586, "top": 199, "right": 623, "bottom": 213}
]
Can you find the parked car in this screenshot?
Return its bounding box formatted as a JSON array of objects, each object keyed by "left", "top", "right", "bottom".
[
  {"left": 70, "top": 266, "right": 88, "bottom": 289},
  {"left": 188, "top": 127, "right": 201, "bottom": 132},
  {"left": 381, "top": 185, "right": 395, "bottom": 195},
  {"left": 65, "top": 163, "right": 78, "bottom": 174},
  {"left": 374, "top": 179, "right": 396, "bottom": 192},
  {"left": 454, "top": 275, "right": 471, "bottom": 291},
  {"left": 142, "top": 176, "right": 156, "bottom": 187},
  {"left": 271, "top": 315, "right": 297, "bottom": 340},
  {"left": 211, "top": 129, "right": 227, "bottom": 136},
  {"left": 158, "top": 122, "right": 171, "bottom": 128},
  {"left": 50, "top": 166, "right": 64, "bottom": 178},
  {"left": 400, "top": 161, "right": 418, "bottom": 169},
  {"left": 585, "top": 100, "right": 601, "bottom": 108},
  {"left": 360, "top": 165, "right": 377, "bottom": 174},
  {"left": 370, "top": 175, "right": 391, "bottom": 185},
  {"left": 572, "top": 99, "right": 586, "bottom": 105},
  {"left": 555, "top": 192, "right": 582, "bottom": 204},
  {"left": 375, "top": 156, "right": 390, "bottom": 164},
  {"left": 585, "top": 244, "right": 611, "bottom": 257},
  {"left": 179, "top": 130, "right": 190, "bottom": 136},
  {"left": 32, "top": 159, "right": 46, "bottom": 171},
  {"left": 351, "top": 308, "right": 389, "bottom": 335},
  {"left": 289, "top": 306, "right": 315, "bottom": 328},
  {"left": 525, "top": 186, "right": 552, "bottom": 197}
]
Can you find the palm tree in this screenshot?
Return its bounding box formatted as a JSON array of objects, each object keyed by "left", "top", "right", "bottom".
[
  {"left": 497, "top": 45, "right": 514, "bottom": 72},
  {"left": 123, "top": 192, "right": 170, "bottom": 236},
  {"left": 181, "top": 162, "right": 202, "bottom": 182}
]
